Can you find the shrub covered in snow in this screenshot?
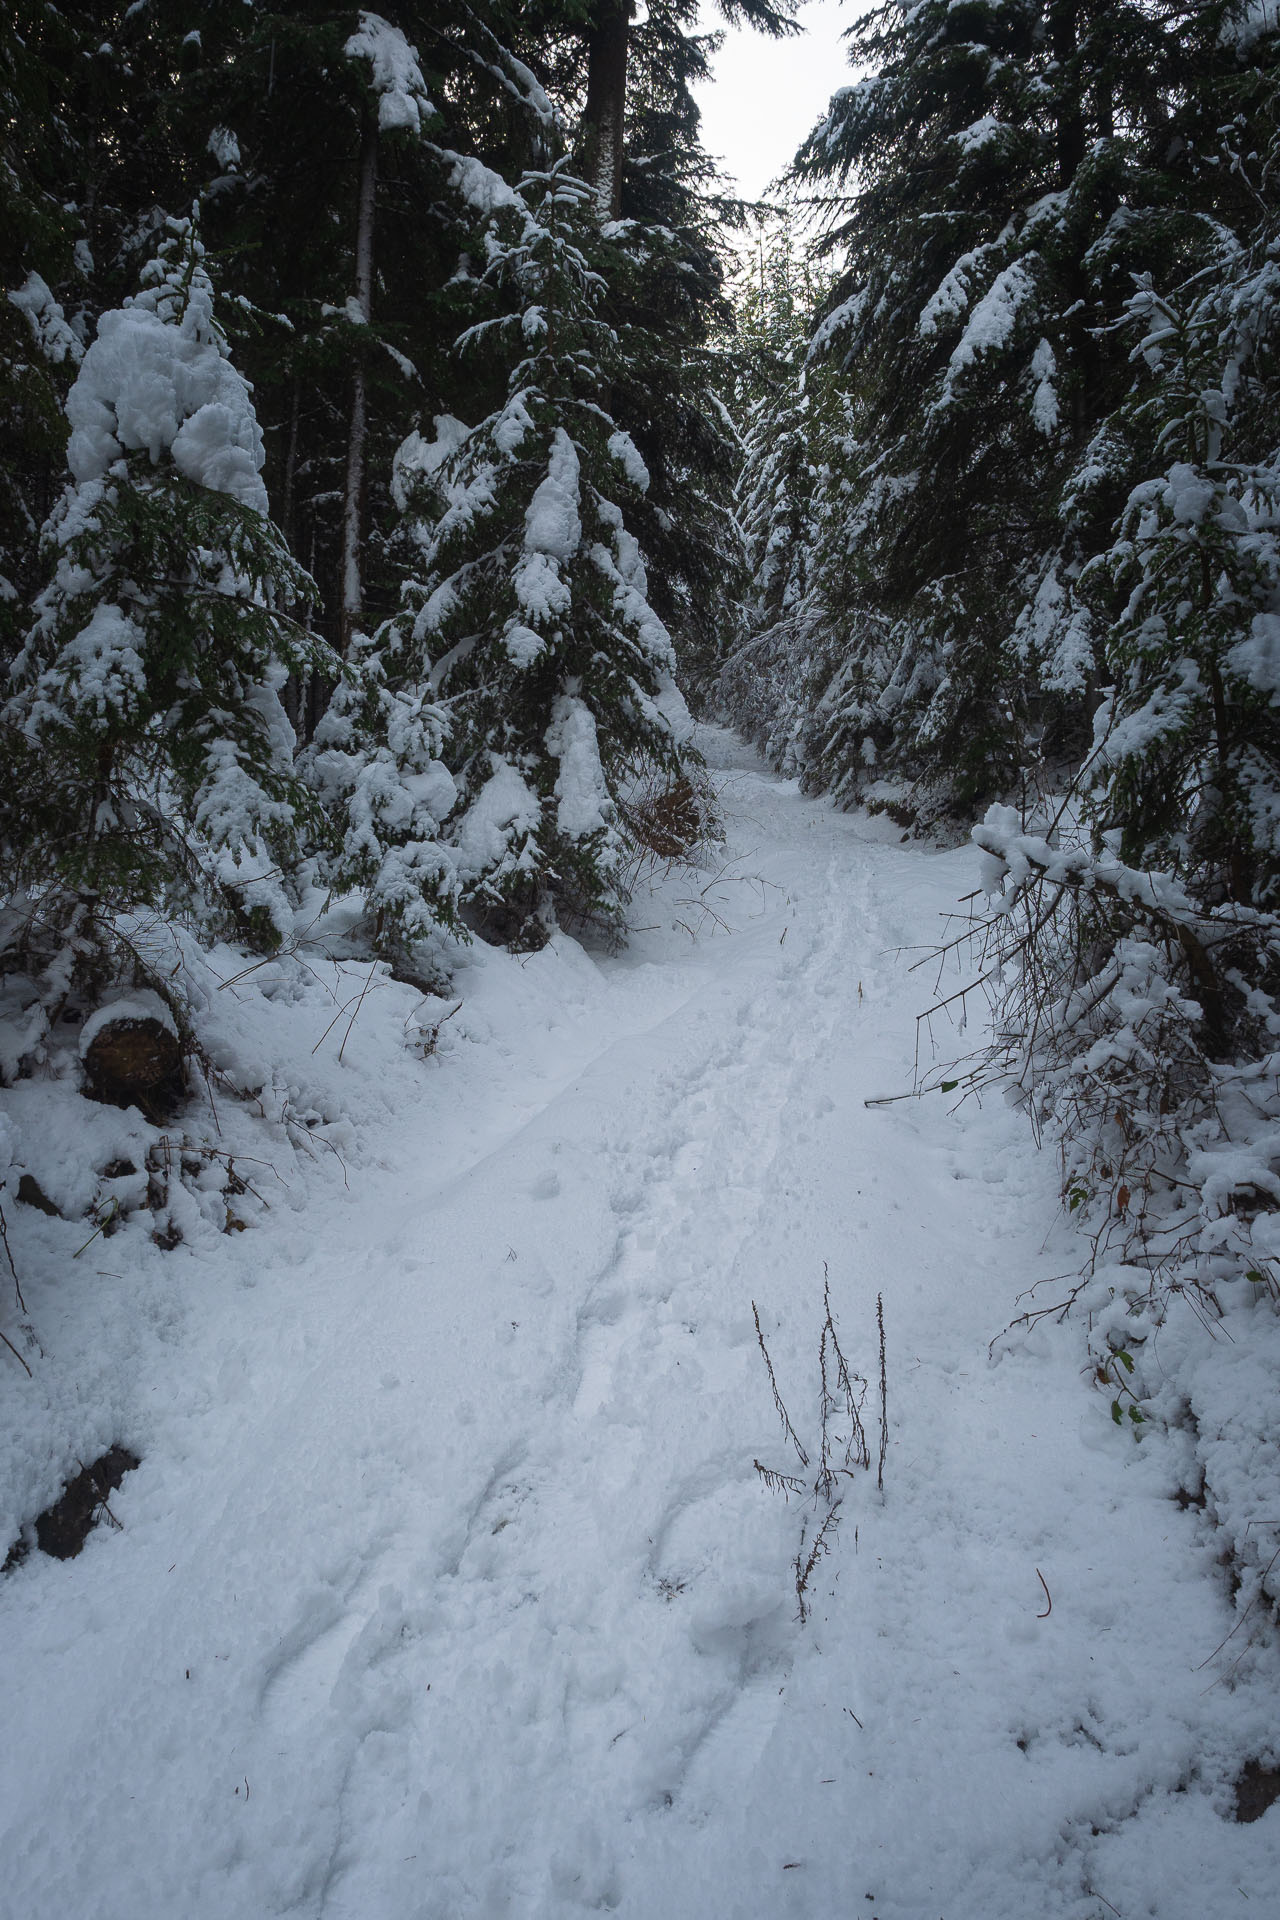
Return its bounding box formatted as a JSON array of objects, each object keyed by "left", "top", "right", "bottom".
[{"left": 948, "top": 802, "right": 1280, "bottom": 1615}]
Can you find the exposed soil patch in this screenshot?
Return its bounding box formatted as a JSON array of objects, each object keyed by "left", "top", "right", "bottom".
[
  {"left": 1235, "top": 1760, "right": 1280, "bottom": 1824},
  {"left": 32, "top": 1445, "right": 141, "bottom": 1561},
  {"left": 15, "top": 1173, "right": 61, "bottom": 1217}
]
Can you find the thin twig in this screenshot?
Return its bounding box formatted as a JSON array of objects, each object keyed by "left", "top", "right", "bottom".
[
  {"left": 1, "top": 1327, "right": 32, "bottom": 1376},
  {"left": 753, "top": 1300, "right": 810, "bottom": 1468},
  {"left": 310, "top": 970, "right": 385, "bottom": 1057},
  {"left": 754, "top": 1460, "right": 806, "bottom": 1498},
  {"left": 877, "top": 1293, "right": 887, "bottom": 1495},
  {"left": 338, "top": 960, "right": 381, "bottom": 1065},
  {"left": 0, "top": 1200, "right": 26, "bottom": 1313},
  {"left": 1035, "top": 1567, "right": 1052, "bottom": 1618},
  {"left": 1196, "top": 1543, "right": 1280, "bottom": 1671},
  {"left": 795, "top": 1502, "right": 842, "bottom": 1623}
]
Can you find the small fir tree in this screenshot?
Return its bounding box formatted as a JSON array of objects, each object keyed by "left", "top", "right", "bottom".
[
  {"left": 372, "top": 160, "right": 693, "bottom": 947},
  {"left": 719, "top": 221, "right": 839, "bottom": 775},
  {"left": 4, "top": 216, "right": 333, "bottom": 950},
  {"left": 307, "top": 619, "right": 460, "bottom": 957}
]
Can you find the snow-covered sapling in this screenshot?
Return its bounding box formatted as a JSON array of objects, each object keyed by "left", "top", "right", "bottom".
[
  {"left": 6, "top": 215, "right": 333, "bottom": 955},
  {"left": 378, "top": 160, "right": 693, "bottom": 949}
]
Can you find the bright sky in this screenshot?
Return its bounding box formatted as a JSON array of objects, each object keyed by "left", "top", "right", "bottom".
[{"left": 692, "top": 1, "right": 869, "bottom": 202}]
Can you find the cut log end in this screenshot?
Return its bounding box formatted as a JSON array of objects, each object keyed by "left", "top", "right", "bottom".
[{"left": 83, "top": 1016, "right": 182, "bottom": 1103}]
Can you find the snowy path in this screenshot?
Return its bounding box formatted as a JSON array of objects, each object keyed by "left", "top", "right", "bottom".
[{"left": 3, "top": 729, "right": 1278, "bottom": 1919}]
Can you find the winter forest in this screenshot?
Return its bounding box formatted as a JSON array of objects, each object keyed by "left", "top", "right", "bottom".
[{"left": 3, "top": 1, "right": 1280, "bottom": 1915}]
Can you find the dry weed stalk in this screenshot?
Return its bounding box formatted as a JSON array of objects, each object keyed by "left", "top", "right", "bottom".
[{"left": 753, "top": 1271, "right": 888, "bottom": 1622}]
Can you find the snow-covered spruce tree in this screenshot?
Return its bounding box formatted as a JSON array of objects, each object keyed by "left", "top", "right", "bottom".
[
  {"left": 155, "top": 2, "right": 471, "bottom": 681},
  {"left": 594, "top": 200, "right": 747, "bottom": 709},
  {"left": 482, "top": 0, "right": 770, "bottom": 705},
  {"left": 0, "top": 2, "right": 84, "bottom": 663},
  {"left": 4, "top": 216, "right": 332, "bottom": 954},
  {"left": 1084, "top": 282, "right": 1280, "bottom": 910},
  {"left": 960, "top": 72, "right": 1280, "bottom": 1612},
  {"left": 306, "top": 612, "right": 460, "bottom": 960},
  {"left": 718, "top": 220, "right": 839, "bottom": 776},
  {"left": 957, "top": 49, "right": 1280, "bottom": 1312},
  {"left": 1073, "top": 4, "right": 1280, "bottom": 910},
  {"left": 336, "top": 8, "right": 440, "bottom": 655},
  {"left": 791, "top": 0, "right": 1190, "bottom": 824},
  {"left": 734, "top": 221, "right": 830, "bottom": 556},
  {"left": 585, "top": 10, "right": 755, "bottom": 706},
  {"left": 369, "top": 160, "right": 692, "bottom": 949},
  {"left": 886, "top": 13, "right": 1280, "bottom": 1615}
]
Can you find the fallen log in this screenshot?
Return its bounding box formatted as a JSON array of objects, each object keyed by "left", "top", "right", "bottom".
[{"left": 80, "top": 993, "right": 182, "bottom": 1106}]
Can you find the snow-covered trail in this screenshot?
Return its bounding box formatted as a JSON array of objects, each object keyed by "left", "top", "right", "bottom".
[{"left": 3, "top": 729, "right": 1277, "bottom": 1920}]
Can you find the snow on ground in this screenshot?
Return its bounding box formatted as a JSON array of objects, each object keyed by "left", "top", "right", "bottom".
[{"left": 2, "top": 727, "right": 1278, "bottom": 1919}]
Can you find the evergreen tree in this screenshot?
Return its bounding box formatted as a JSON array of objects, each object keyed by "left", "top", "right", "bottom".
[
  {"left": 942, "top": 8, "right": 1280, "bottom": 1318},
  {"left": 0, "top": 3, "right": 84, "bottom": 661},
  {"left": 501, "top": 1, "right": 791, "bottom": 699},
  {"left": 1081, "top": 96, "right": 1280, "bottom": 910},
  {"left": 0, "top": 0, "right": 771, "bottom": 968},
  {"left": 307, "top": 625, "right": 460, "bottom": 956},
  {"left": 183, "top": 3, "right": 453, "bottom": 665},
  {"left": 718, "top": 220, "right": 838, "bottom": 773},
  {"left": 734, "top": 225, "right": 833, "bottom": 633},
  {"left": 790, "top": 0, "right": 1193, "bottom": 822},
  {"left": 370, "top": 160, "right": 692, "bottom": 947},
  {"left": 567, "top": 0, "right": 801, "bottom": 219},
  {"left": 599, "top": 211, "right": 746, "bottom": 703},
  {"left": 4, "top": 217, "right": 332, "bottom": 949},
  {"left": 336, "top": 9, "right": 440, "bottom": 652}
]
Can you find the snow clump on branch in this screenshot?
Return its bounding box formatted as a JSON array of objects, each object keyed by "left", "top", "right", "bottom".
[{"left": 344, "top": 12, "right": 436, "bottom": 134}]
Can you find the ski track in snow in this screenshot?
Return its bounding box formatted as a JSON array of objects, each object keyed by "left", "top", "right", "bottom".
[{"left": 3, "top": 727, "right": 1279, "bottom": 1919}]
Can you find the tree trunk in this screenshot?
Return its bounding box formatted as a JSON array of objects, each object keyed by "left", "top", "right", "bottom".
[
  {"left": 281, "top": 371, "right": 301, "bottom": 548},
  {"left": 341, "top": 117, "right": 377, "bottom": 655},
  {"left": 1049, "top": 0, "right": 1086, "bottom": 188},
  {"left": 581, "top": 0, "right": 630, "bottom": 220},
  {"left": 83, "top": 1012, "right": 182, "bottom": 1106},
  {"left": 280, "top": 372, "right": 305, "bottom": 735}
]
